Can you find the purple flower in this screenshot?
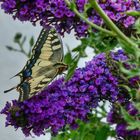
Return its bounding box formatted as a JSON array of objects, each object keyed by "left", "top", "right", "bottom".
[
  {"left": 0, "top": 0, "right": 139, "bottom": 36},
  {"left": 107, "top": 107, "right": 120, "bottom": 124},
  {"left": 1, "top": 0, "right": 16, "bottom": 13},
  {"left": 1, "top": 50, "right": 133, "bottom": 137},
  {"left": 116, "top": 123, "right": 140, "bottom": 138},
  {"left": 111, "top": 49, "right": 128, "bottom": 61},
  {"left": 123, "top": 16, "right": 135, "bottom": 28},
  {"left": 116, "top": 124, "right": 128, "bottom": 137},
  {"left": 107, "top": 102, "right": 140, "bottom": 138},
  {"left": 129, "top": 76, "right": 140, "bottom": 87}
]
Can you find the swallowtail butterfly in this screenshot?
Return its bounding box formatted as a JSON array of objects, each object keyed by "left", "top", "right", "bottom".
[{"left": 4, "top": 28, "right": 67, "bottom": 101}]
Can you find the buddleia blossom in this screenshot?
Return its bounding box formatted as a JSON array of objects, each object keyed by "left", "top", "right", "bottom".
[
  {"left": 107, "top": 102, "right": 140, "bottom": 139},
  {"left": 1, "top": 50, "right": 132, "bottom": 136},
  {"left": 107, "top": 51, "right": 140, "bottom": 139},
  {"left": 107, "top": 54, "right": 140, "bottom": 138},
  {"left": 0, "top": 0, "right": 140, "bottom": 36}
]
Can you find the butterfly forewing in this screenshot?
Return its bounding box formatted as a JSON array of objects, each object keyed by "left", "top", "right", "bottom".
[
  {"left": 21, "top": 28, "right": 63, "bottom": 80},
  {"left": 14, "top": 28, "right": 66, "bottom": 101}
]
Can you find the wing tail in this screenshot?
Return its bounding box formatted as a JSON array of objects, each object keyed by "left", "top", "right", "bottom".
[{"left": 4, "top": 86, "right": 16, "bottom": 93}]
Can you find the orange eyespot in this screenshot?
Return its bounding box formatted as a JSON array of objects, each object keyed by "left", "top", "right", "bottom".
[
  {"left": 101, "top": 0, "right": 106, "bottom": 3},
  {"left": 58, "top": 65, "right": 68, "bottom": 74}
]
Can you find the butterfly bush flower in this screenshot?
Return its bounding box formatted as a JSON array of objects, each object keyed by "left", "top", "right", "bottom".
[
  {"left": 107, "top": 54, "right": 140, "bottom": 138},
  {"left": 107, "top": 102, "right": 140, "bottom": 139},
  {"left": 107, "top": 52, "right": 140, "bottom": 139},
  {"left": 0, "top": 0, "right": 140, "bottom": 36},
  {"left": 1, "top": 50, "right": 133, "bottom": 137}
]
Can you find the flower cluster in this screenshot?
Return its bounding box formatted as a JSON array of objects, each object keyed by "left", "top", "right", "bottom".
[
  {"left": 0, "top": 0, "right": 140, "bottom": 36},
  {"left": 107, "top": 102, "right": 140, "bottom": 139},
  {"left": 1, "top": 50, "right": 131, "bottom": 136}
]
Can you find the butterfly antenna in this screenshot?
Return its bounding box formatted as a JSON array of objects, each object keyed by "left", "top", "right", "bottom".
[
  {"left": 4, "top": 86, "right": 17, "bottom": 93},
  {"left": 10, "top": 72, "right": 21, "bottom": 79}
]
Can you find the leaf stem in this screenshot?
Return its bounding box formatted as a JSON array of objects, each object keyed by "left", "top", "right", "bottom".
[
  {"left": 64, "top": 0, "right": 115, "bottom": 36},
  {"left": 89, "top": 0, "right": 139, "bottom": 54},
  {"left": 18, "top": 42, "right": 29, "bottom": 58}
]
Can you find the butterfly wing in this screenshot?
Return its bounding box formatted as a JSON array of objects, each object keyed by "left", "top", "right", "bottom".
[
  {"left": 18, "top": 28, "right": 64, "bottom": 101},
  {"left": 20, "top": 28, "right": 63, "bottom": 81}
]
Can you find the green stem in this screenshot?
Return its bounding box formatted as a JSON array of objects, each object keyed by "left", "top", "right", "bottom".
[
  {"left": 89, "top": 0, "right": 139, "bottom": 51},
  {"left": 19, "top": 42, "right": 29, "bottom": 58},
  {"left": 89, "top": 0, "right": 136, "bottom": 46},
  {"left": 64, "top": 0, "right": 115, "bottom": 36}
]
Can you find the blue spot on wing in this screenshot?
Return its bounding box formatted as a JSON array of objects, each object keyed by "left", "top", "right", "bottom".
[{"left": 23, "top": 69, "right": 32, "bottom": 77}]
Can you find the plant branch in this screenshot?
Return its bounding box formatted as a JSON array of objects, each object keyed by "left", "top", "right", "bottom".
[
  {"left": 18, "top": 42, "right": 29, "bottom": 58},
  {"left": 64, "top": 0, "right": 115, "bottom": 36},
  {"left": 89, "top": 0, "right": 140, "bottom": 57}
]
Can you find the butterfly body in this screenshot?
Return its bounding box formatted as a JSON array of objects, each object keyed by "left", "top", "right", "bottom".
[
  {"left": 5, "top": 28, "right": 67, "bottom": 101},
  {"left": 17, "top": 82, "right": 30, "bottom": 101}
]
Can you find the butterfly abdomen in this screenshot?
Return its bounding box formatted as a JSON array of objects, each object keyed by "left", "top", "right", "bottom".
[{"left": 17, "top": 82, "right": 30, "bottom": 101}]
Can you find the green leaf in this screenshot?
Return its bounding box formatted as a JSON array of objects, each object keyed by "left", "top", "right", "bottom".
[
  {"left": 6, "top": 46, "right": 20, "bottom": 52},
  {"left": 127, "top": 121, "right": 140, "bottom": 130},
  {"left": 29, "top": 36, "right": 34, "bottom": 47},
  {"left": 14, "top": 33, "right": 22, "bottom": 43},
  {"left": 84, "top": 3, "right": 92, "bottom": 13},
  {"left": 119, "top": 62, "right": 140, "bottom": 78},
  {"left": 64, "top": 52, "right": 72, "bottom": 65},
  {"left": 21, "top": 36, "right": 27, "bottom": 46},
  {"left": 134, "top": 18, "right": 140, "bottom": 34},
  {"left": 87, "top": 31, "right": 118, "bottom": 53},
  {"left": 69, "top": 1, "right": 76, "bottom": 10},
  {"left": 65, "top": 55, "right": 79, "bottom": 81},
  {"left": 125, "top": 11, "right": 140, "bottom": 16},
  {"left": 51, "top": 112, "right": 116, "bottom": 140},
  {"left": 83, "top": 133, "right": 95, "bottom": 140},
  {"left": 64, "top": 47, "right": 73, "bottom": 65},
  {"left": 72, "top": 46, "right": 82, "bottom": 52},
  {"left": 79, "top": 50, "right": 87, "bottom": 57},
  {"left": 95, "top": 126, "right": 110, "bottom": 140},
  {"left": 72, "top": 45, "right": 87, "bottom": 57},
  {"left": 6, "top": 46, "right": 14, "bottom": 51},
  {"left": 121, "top": 107, "right": 135, "bottom": 123}
]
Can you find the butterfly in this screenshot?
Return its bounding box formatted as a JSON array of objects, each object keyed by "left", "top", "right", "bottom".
[{"left": 4, "top": 28, "right": 67, "bottom": 102}]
